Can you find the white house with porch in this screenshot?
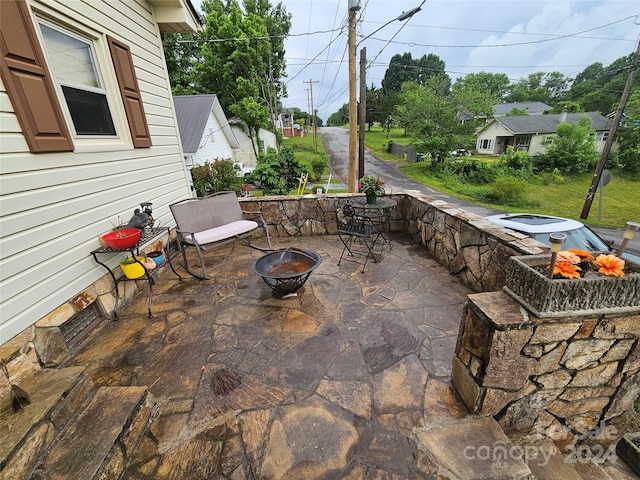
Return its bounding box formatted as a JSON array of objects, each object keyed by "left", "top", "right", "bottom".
[{"left": 475, "top": 111, "right": 611, "bottom": 156}]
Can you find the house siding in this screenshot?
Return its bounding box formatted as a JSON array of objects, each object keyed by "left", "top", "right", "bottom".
[
  {"left": 189, "top": 114, "right": 237, "bottom": 167},
  {"left": 0, "top": 0, "right": 192, "bottom": 342}
]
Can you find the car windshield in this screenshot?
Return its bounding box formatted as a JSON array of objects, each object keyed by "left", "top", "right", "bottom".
[{"left": 531, "top": 227, "right": 611, "bottom": 252}]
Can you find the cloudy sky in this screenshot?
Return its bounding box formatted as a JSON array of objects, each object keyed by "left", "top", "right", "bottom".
[{"left": 277, "top": 0, "right": 639, "bottom": 122}]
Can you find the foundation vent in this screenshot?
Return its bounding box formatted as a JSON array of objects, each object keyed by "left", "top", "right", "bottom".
[{"left": 60, "top": 302, "right": 105, "bottom": 347}]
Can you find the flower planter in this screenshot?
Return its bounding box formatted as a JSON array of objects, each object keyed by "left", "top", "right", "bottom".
[
  {"left": 616, "top": 432, "right": 640, "bottom": 476},
  {"left": 120, "top": 256, "right": 146, "bottom": 279},
  {"left": 503, "top": 254, "right": 640, "bottom": 317}
]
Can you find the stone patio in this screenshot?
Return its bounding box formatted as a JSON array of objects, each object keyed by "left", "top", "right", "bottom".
[{"left": 2, "top": 233, "right": 638, "bottom": 479}]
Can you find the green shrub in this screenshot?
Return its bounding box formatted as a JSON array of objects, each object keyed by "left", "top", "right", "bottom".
[
  {"left": 487, "top": 176, "right": 530, "bottom": 206},
  {"left": 311, "top": 158, "right": 326, "bottom": 181}
]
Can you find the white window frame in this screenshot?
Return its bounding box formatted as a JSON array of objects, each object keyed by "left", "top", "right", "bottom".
[
  {"left": 33, "top": 15, "right": 129, "bottom": 149},
  {"left": 478, "top": 138, "right": 493, "bottom": 151}
]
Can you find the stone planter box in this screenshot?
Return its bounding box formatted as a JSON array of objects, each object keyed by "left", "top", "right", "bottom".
[
  {"left": 616, "top": 432, "right": 640, "bottom": 476},
  {"left": 503, "top": 254, "right": 640, "bottom": 317}
]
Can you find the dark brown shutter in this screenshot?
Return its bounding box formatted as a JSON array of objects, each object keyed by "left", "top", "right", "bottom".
[
  {"left": 107, "top": 36, "right": 152, "bottom": 148},
  {"left": 0, "top": 0, "right": 73, "bottom": 152}
]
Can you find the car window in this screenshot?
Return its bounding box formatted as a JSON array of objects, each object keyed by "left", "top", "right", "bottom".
[{"left": 531, "top": 228, "right": 610, "bottom": 252}]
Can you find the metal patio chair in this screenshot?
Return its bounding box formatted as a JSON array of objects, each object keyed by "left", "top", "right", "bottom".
[{"left": 336, "top": 203, "right": 384, "bottom": 271}]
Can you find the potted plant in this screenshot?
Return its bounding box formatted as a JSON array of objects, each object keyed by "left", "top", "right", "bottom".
[
  {"left": 120, "top": 256, "right": 146, "bottom": 279},
  {"left": 358, "top": 176, "right": 385, "bottom": 204}
]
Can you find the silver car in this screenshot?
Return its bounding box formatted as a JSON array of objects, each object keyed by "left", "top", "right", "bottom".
[{"left": 486, "top": 213, "right": 640, "bottom": 264}]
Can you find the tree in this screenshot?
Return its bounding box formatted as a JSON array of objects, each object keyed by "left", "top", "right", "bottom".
[
  {"left": 566, "top": 55, "right": 636, "bottom": 114},
  {"left": 327, "top": 103, "right": 349, "bottom": 126},
  {"left": 396, "top": 77, "right": 469, "bottom": 165},
  {"left": 163, "top": 33, "right": 203, "bottom": 95},
  {"left": 505, "top": 71, "right": 571, "bottom": 104},
  {"left": 615, "top": 124, "right": 640, "bottom": 177},
  {"left": 505, "top": 108, "right": 529, "bottom": 116},
  {"left": 166, "top": 0, "right": 291, "bottom": 154},
  {"left": 381, "top": 52, "right": 447, "bottom": 92},
  {"left": 453, "top": 72, "right": 510, "bottom": 103},
  {"left": 535, "top": 115, "right": 599, "bottom": 174},
  {"left": 365, "top": 84, "right": 398, "bottom": 134},
  {"left": 252, "top": 146, "right": 306, "bottom": 195}
]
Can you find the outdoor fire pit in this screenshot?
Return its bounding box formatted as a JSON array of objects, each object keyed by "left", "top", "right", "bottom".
[{"left": 251, "top": 248, "right": 322, "bottom": 298}]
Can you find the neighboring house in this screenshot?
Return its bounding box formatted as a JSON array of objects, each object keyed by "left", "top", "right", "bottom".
[
  {"left": 493, "top": 102, "right": 551, "bottom": 117},
  {"left": 475, "top": 112, "right": 611, "bottom": 156},
  {"left": 173, "top": 94, "right": 240, "bottom": 182},
  {"left": 279, "top": 110, "right": 304, "bottom": 137},
  {"left": 0, "top": 0, "right": 200, "bottom": 343},
  {"left": 173, "top": 95, "right": 278, "bottom": 185}
]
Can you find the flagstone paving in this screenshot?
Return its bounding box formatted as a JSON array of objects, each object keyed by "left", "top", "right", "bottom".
[{"left": 58, "top": 234, "right": 475, "bottom": 478}]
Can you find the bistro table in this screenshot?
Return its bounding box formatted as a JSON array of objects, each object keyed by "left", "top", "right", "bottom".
[{"left": 352, "top": 196, "right": 397, "bottom": 249}]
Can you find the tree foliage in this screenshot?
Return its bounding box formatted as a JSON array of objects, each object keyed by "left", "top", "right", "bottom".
[
  {"left": 505, "top": 71, "right": 571, "bottom": 105},
  {"left": 395, "top": 77, "right": 471, "bottom": 164},
  {"left": 252, "top": 146, "right": 306, "bottom": 195},
  {"left": 163, "top": 0, "right": 291, "bottom": 148},
  {"left": 535, "top": 115, "right": 599, "bottom": 173},
  {"left": 381, "top": 53, "right": 447, "bottom": 92},
  {"left": 191, "top": 159, "right": 243, "bottom": 196}
]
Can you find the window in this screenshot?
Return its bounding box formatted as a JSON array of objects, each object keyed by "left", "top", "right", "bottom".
[
  {"left": 514, "top": 135, "right": 530, "bottom": 147},
  {"left": 38, "top": 21, "right": 116, "bottom": 136},
  {"left": 598, "top": 131, "right": 609, "bottom": 142},
  {"left": 0, "top": 0, "right": 151, "bottom": 152},
  {"left": 478, "top": 138, "right": 493, "bottom": 150}
]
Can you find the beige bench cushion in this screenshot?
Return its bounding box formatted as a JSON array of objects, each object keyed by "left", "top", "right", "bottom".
[{"left": 183, "top": 220, "right": 259, "bottom": 245}]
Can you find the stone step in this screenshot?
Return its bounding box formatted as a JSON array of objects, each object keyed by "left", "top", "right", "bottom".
[
  {"left": 1, "top": 366, "right": 90, "bottom": 477},
  {"left": 38, "top": 385, "right": 152, "bottom": 480},
  {"left": 412, "top": 416, "right": 625, "bottom": 480}
]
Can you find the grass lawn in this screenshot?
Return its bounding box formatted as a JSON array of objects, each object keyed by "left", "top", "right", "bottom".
[{"left": 360, "top": 125, "right": 639, "bottom": 230}]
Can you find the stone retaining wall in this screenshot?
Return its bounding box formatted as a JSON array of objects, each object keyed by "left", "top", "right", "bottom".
[
  {"left": 452, "top": 290, "right": 639, "bottom": 444},
  {"left": 241, "top": 192, "right": 545, "bottom": 293}
]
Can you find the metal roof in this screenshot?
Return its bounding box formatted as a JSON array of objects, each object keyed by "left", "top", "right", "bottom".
[{"left": 173, "top": 94, "right": 239, "bottom": 153}]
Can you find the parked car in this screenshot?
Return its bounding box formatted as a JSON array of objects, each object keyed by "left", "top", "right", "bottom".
[
  {"left": 233, "top": 162, "right": 254, "bottom": 179},
  {"left": 450, "top": 149, "right": 472, "bottom": 157},
  {"left": 486, "top": 213, "right": 640, "bottom": 263}
]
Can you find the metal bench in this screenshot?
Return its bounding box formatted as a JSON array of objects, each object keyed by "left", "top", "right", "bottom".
[{"left": 169, "top": 192, "right": 272, "bottom": 279}]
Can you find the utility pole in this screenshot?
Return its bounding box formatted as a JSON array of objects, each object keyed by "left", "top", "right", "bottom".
[
  {"left": 304, "top": 79, "right": 318, "bottom": 149},
  {"left": 580, "top": 39, "right": 639, "bottom": 219},
  {"left": 358, "top": 47, "right": 367, "bottom": 180},
  {"left": 348, "top": 1, "right": 360, "bottom": 193}
]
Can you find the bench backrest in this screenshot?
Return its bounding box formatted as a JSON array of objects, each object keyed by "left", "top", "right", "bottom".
[{"left": 170, "top": 191, "right": 245, "bottom": 233}]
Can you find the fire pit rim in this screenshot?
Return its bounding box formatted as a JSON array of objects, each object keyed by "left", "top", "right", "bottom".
[{"left": 251, "top": 247, "right": 322, "bottom": 297}]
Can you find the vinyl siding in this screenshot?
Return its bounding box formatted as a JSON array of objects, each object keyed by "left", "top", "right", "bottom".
[
  {"left": 0, "top": 0, "right": 192, "bottom": 342},
  {"left": 190, "top": 114, "right": 237, "bottom": 166}
]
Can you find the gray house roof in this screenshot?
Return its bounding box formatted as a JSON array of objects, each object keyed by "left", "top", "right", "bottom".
[
  {"left": 493, "top": 102, "right": 551, "bottom": 116},
  {"left": 173, "top": 94, "right": 238, "bottom": 153},
  {"left": 493, "top": 112, "right": 611, "bottom": 135}
]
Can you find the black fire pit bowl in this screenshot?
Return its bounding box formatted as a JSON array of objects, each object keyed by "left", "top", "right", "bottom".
[{"left": 251, "top": 248, "right": 322, "bottom": 298}]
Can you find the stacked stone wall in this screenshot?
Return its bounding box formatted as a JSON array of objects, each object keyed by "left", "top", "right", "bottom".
[
  {"left": 241, "top": 192, "right": 544, "bottom": 293},
  {"left": 453, "top": 290, "right": 639, "bottom": 445}
]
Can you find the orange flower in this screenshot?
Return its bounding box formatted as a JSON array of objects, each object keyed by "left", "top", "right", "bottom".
[
  {"left": 567, "top": 249, "right": 595, "bottom": 261},
  {"left": 556, "top": 251, "right": 581, "bottom": 264},
  {"left": 593, "top": 254, "right": 625, "bottom": 277},
  {"left": 553, "top": 261, "right": 582, "bottom": 279}
]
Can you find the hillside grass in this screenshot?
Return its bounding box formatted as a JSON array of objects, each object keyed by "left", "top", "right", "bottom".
[{"left": 361, "top": 125, "right": 639, "bottom": 229}]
